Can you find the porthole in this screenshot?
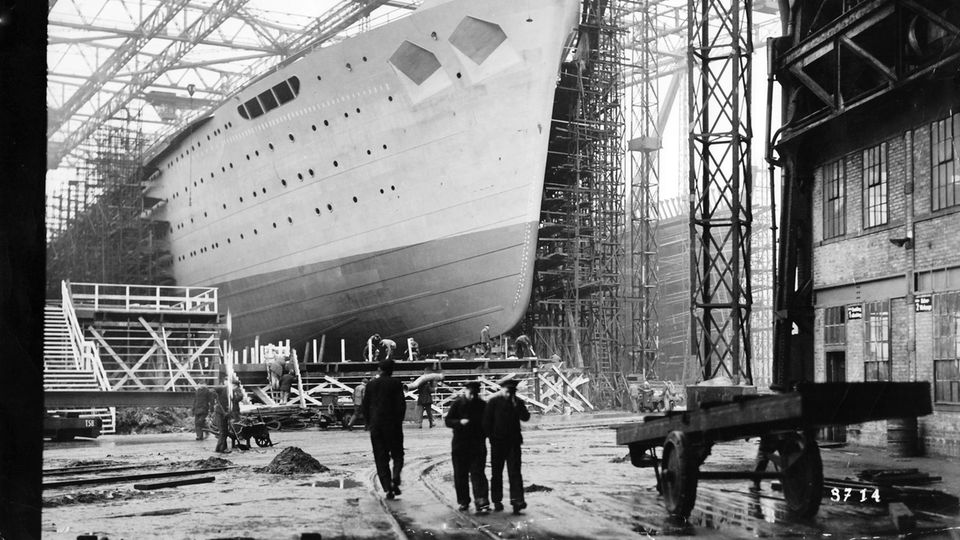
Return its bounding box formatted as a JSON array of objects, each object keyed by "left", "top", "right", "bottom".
[
  {"left": 289, "top": 134, "right": 295, "bottom": 142},
  {"left": 297, "top": 173, "right": 303, "bottom": 180},
  {"left": 352, "top": 196, "right": 358, "bottom": 203},
  {"left": 203, "top": 212, "right": 208, "bottom": 217},
  {"left": 366, "top": 149, "right": 371, "bottom": 155},
  {"left": 344, "top": 112, "right": 349, "bottom": 118},
  {"left": 227, "top": 238, "right": 231, "bottom": 244},
  {"left": 228, "top": 122, "right": 232, "bottom": 128},
  {"left": 200, "top": 179, "right": 204, "bottom": 184},
  {"left": 211, "top": 172, "right": 215, "bottom": 178},
  {"left": 194, "top": 181, "right": 197, "bottom": 187},
  {"left": 391, "top": 185, "right": 395, "bottom": 190},
  {"left": 240, "top": 233, "right": 245, "bottom": 239},
  {"left": 287, "top": 217, "right": 293, "bottom": 224},
  {"left": 222, "top": 204, "right": 227, "bottom": 209},
  {"left": 317, "top": 75, "right": 322, "bottom": 81},
  {"left": 311, "top": 125, "right": 317, "bottom": 131},
  {"left": 186, "top": 149, "right": 190, "bottom": 155},
  {"left": 346, "top": 62, "right": 352, "bottom": 70},
  {"left": 255, "top": 150, "right": 260, "bottom": 156},
  {"left": 363, "top": 56, "right": 368, "bottom": 62},
  {"left": 261, "top": 187, "right": 267, "bottom": 194},
  {"left": 272, "top": 222, "right": 277, "bottom": 228},
  {"left": 253, "top": 229, "right": 258, "bottom": 235},
  {"left": 315, "top": 208, "right": 321, "bottom": 215},
  {"left": 207, "top": 135, "right": 211, "bottom": 140},
  {"left": 388, "top": 96, "right": 393, "bottom": 102},
  {"left": 190, "top": 218, "right": 194, "bottom": 223},
  {"left": 379, "top": 188, "right": 384, "bottom": 194},
  {"left": 246, "top": 154, "right": 251, "bottom": 160},
  {"left": 253, "top": 191, "right": 258, "bottom": 197},
  {"left": 383, "top": 144, "right": 388, "bottom": 149},
  {"left": 323, "top": 120, "right": 329, "bottom": 126},
  {"left": 221, "top": 166, "right": 226, "bottom": 172},
  {"left": 333, "top": 161, "right": 339, "bottom": 167},
  {"left": 308, "top": 169, "right": 315, "bottom": 176},
  {"left": 281, "top": 179, "right": 287, "bottom": 187},
  {"left": 239, "top": 196, "right": 244, "bottom": 202},
  {"left": 229, "top": 163, "right": 233, "bottom": 168},
  {"left": 327, "top": 204, "right": 333, "bottom": 211},
  {"left": 268, "top": 143, "right": 274, "bottom": 150},
  {"left": 456, "top": 72, "right": 462, "bottom": 79}
]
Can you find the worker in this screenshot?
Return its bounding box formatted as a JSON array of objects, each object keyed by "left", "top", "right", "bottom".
[
  {"left": 415, "top": 376, "right": 436, "bottom": 429},
  {"left": 380, "top": 338, "right": 397, "bottom": 360},
  {"left": 361, "top": 359, "right": 406, "bottom": 499},
  {"left": 267, "top": 354, "right": 285, "bottom": 389},
  {"left": 192, "top": 385, "right": 213, "bottom": 440},
  {"left": 514, "top": 334, "right": 534, "bottom": 358},
  {"left": 480, "top": 324, "right": 491, "bottom": 357},
  {"left": 405, "top": 338, "right": 420, "bottom": 361},
  {"left": 363, "top": 334, "right": 383, "bottom": 362},
  {"left": 445, "top": 380, "right": 490, "bottom": 514},
  {"left": 278, "top": 367, "right": 295, "bottom": 403},
  {"left": 213, "top": 381, "right": 243, "bottom": 453},
  {"left": 347, "top": 377, "right": 369, "bottom": 430},
  {"left": 482, "top": 377, "right": 530, "bottom": 514}
]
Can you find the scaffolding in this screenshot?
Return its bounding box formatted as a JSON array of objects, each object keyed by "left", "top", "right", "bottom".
[
  {"left": 527, "top": 0, "right": 628, "bottom": 408},
  {"left": 46, "top": 113, "right": 172, "bottom": 297}
]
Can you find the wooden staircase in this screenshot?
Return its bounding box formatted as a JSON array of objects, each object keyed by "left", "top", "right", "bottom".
[{"left": 44, "top": 301, "right": 116, "bottom": 433}]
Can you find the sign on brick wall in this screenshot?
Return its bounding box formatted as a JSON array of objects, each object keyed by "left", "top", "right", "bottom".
[
  {"left": 914, "top": 294, "right": 932, "bottom": 312},
  {"left": 847, "top": 304, "right": 863, "bottom": 320}
]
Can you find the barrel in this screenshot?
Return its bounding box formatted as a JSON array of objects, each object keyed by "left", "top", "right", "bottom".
[{"left": 887, "top": 417, "right": 919, "bottom": 457}]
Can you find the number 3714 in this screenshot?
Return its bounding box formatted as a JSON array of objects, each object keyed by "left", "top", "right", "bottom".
[{"left": 830, "top": 487, "right": 881, "bottom": 503}]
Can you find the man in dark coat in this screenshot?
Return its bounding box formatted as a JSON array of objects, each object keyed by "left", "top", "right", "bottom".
[
  {"left": 193, "top": 385, "right": 213, "bottom": 440},
  {"left": 213, "top": 383, "right": 242, "bottom": 453},
  {"left": 482, "top": 378, "right": 530, "bottom": 514},
  {"left": 415, "top": 378, "right": 435, "bottom": 428},
  {"left": 445, "top": 380, "right": 490, "bottom": 514},
  {"left": 514, "top": 334, "right": 534, "bottom": 358},
  {"left": 361, "top": 359, "right": 406, "bottom": 499}
]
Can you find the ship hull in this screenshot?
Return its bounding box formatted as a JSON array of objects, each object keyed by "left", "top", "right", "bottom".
[{"left": 147, "top": 0, "right": 580, "bottom": 353}]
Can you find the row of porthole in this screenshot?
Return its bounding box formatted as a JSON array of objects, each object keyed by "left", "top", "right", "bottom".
[
  {"left": 166, "top": 93, "right": 395, "bottom": 194},
  {"left": 165, "top": 121, "right": 235, "bottom": 170},
  {"left": 174, "top": 185, "right": 399, "bottom": 259}
]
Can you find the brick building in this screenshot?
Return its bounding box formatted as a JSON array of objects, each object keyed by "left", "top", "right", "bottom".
[{"left": 771, "top": 0, "right": 960, "bottom": 456}]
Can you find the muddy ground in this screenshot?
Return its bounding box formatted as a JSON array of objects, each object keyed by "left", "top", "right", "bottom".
[{"left": 43, "top": 413, "right": 960, "bottom": 539}]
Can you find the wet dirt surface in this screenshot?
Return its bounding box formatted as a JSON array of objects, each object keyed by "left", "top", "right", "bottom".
[{"left": 43, "top": 417, "right": 960, "bottom": 539}]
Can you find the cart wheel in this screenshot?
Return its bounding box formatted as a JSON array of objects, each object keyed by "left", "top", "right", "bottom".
[
  {"left": 779, "top": 432, "right": 823, "bottom": 518},
  {"left": 661, "top": 431, "right": 699, "bottom": 518},
  {"left": 255, "top": 436, "right": 272, "bottom": 447}
]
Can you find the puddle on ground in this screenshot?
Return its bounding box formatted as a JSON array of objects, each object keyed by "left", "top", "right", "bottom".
[{"left": 300, "top": 478, "right": 361, "bottom": 489}]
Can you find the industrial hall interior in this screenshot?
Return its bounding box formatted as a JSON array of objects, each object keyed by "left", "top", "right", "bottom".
[{"left": 10, "top": 0, "right": 960, "bottom": 538}]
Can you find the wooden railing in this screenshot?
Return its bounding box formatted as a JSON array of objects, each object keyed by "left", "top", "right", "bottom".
[
  {"left": 61, "top": 281, "right": 110, "bottom": 391},
  {"left": 69, "top": 282, "right": 218, "bottom": 314}
]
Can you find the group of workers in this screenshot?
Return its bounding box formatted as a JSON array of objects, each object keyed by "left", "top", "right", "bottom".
[
  {"left": 192, "top": 376, "right": 246, "bottom": 454},
  {"left": 360, "top": 359, "right": 531, "bottom": 515}
]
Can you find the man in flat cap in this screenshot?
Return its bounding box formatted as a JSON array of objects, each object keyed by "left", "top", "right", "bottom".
[
  {"left": 445, "top": 380, "right": 490, "bottom": 514},
  {"left": 482, "top": 377, "right": 530, "bottom": 514},
  {"left": 361, "top": 359, "right": 406, "bottom": 499}
]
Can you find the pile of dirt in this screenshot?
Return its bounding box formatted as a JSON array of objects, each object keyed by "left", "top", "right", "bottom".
[
  {"left": 64, "top": 459, "right": 122, "bottom": 468},
  {"left": 259, "top": 447, "right": 329, "bottom": 475},
  {"left": 43, "top": 488, "right": 149, "bottom": 508},
  {"left": 115, "top": 407, "right": 192, "bottom": 434},
  {"left": 176, "top": 456, "right": 234, "bottom": 469},
  {"left": 524, "top": 484, "right": 553, "bottom": 493}
]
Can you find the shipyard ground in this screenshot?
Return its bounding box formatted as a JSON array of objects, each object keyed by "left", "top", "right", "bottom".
[{"left": 44, "top": 413, "right": 960, "bottom": 540}]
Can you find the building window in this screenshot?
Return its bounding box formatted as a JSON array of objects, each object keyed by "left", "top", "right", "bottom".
[
  {"left": 934, "top": 291, "right": 960, "bottom": 404},
  {"left": 824, "top": 306, "right": 846, "bottom": 346},
  {"left": 863, "top": 300, "right": 890, "bottom": 381},
  {"left": 863, "top": 142, "right": 888, "bottom": 229},
  {"left": 932, "top": 116, "right": 958, "bottom": 212},
  {"left": 823, "top": 160, "right": 845, "bottom": 239}
]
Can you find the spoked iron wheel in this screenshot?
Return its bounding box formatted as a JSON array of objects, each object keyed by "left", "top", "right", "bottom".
[
  {"left": 661, "top": 431, "right": 699, "bottom": 518},
  {"left": 778, "top": 432, "right": 824, "bottom": 518}
]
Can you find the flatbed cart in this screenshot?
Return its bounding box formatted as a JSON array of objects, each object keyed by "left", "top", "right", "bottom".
[{"left": 615, "top": 382, "right": 932, "bottom": 519}]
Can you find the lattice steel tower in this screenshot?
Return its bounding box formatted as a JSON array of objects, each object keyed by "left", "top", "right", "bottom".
[{"left": 687, "top": 0, "right": 753, "bottom": 383}]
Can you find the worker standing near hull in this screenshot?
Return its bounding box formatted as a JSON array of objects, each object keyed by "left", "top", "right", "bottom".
[
  {"left": 445, "top": 380, "right": 491, "bottom": 514},
  {"left": 361, "top": 359, "right": 406, "bottom": 499},
  {"left": 483, "top": 377, "right": 530, "bottom": 514}
]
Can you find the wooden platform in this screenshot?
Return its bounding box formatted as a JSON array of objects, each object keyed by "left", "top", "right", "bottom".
[{"left": 615, "top": 382, "right": 932, "bottom": 449}]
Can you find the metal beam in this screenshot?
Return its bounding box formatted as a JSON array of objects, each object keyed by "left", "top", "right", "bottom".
[
  {"left": 46, "top": 0, "right": 191, "bottom": 138},
  {"left": 49, "top": 18, "right": 283, "bottom": 53},
  {"left": 50, "top": 0, "right": 252, "bottom": 169}
]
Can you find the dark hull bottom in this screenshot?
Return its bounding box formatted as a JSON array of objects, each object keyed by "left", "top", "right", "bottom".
[{"left": 216, "top": 222, "right": 535, "bottom": 356}]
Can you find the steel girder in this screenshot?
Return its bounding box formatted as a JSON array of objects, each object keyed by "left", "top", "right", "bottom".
[{"left": 687, "top": 0, "right": 754, "bottom": 384}]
